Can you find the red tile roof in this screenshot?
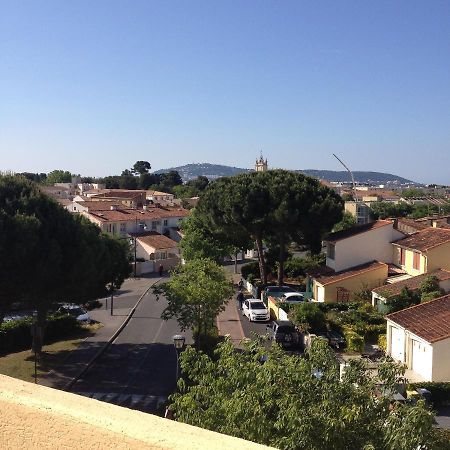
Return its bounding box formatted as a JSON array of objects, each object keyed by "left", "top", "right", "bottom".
[
  {"left": 393, "top": 227, "right": 450, "bottom": 252},
  {"left": 313, "top": 261, "right": 388, "bottom": 286},
  {"left": 86, "top": 206, "right": 190, "bottom": 222},
  {"left": 386, "top": 294, "right": 450, "bottom": 343},
  {"left": 325, "top": 220, "right": 393, "bottom": 243},
  {"left": 136, "top": 232, "right": 178, "bottom": 250},
  {"left": 372, "top": 269, "right": 450, "bottom": 299}
]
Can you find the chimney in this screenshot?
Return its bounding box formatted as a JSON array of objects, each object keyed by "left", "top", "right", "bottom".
[{"left": 110, "top": 205, "right": 117, "bottom": 211}]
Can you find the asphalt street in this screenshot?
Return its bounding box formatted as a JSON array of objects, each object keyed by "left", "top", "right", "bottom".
[{"left": 70, "top": 279, "right": 192, "bottom": 415}]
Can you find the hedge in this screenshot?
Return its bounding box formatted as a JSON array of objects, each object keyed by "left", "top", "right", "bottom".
[
  {"left": 409, "top": 382, "right": 450, "bottom": 407},
  {"left": 317, "top": 302, "right": 360, "bottom": 313},
  {"left": 343, "top": 327, "right": 365, "bottom": 352},
  {"left": 0, "top": 314, "right": 82, "bottom": 355}
]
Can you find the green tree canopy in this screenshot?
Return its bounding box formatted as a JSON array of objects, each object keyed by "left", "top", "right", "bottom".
[
  {"left": 154, "top": 259, "right": 233, "bottom": 344},
  {"left": 171, "top": 338, "right": 437, "bottom": 450},
  {"left": 0, "top": 175, "right": 131, "bottom": 350},
  {"left": 46, "top": 170, "right": 72, "bottom": 184},
  {"left": 332, "top": 211, "right": 356, "bottom": 232},
  {"left": 179, "top": 210, "right": 234, "bottom": 263},
  {"left": 289, "top": 302, "right": 326, "bottom": 333},
  {"left": 131, "top": 160, "right": 151, "bottom": 175},
  {"left": 197, "top": 170, "right": 342, "bottom": 285}
]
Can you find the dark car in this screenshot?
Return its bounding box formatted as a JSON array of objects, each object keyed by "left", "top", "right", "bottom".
[{"left": 266, "top": 320, "right": 301, "bottom": 349}]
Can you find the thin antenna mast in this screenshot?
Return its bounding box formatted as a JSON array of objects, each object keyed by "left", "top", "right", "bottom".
[{"left": 332, "top": 153, "right": 358, "bottom": 202}]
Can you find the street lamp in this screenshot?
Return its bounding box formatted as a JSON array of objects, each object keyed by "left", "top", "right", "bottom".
[
  {"left": 172, "top": 334, "right": 185, "bottom": 382},
  {"left": 32, "top": 310, "right": 38, "bottom": 384}
]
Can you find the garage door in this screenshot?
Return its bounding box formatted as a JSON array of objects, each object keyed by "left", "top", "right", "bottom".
[
  {"left": 390, "top": 326, "right": 405, "bottom": 362},
  {"left": 412, "top": 340, "right": 431, "bottom": 380}
]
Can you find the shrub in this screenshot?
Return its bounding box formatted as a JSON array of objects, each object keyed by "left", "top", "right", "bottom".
[
  {"left": 421, "top": 291, "right": 442, "bottom": 303},
  {"left": 289, "top": 303, "right": 326, "bottom": 333},
  {"left": 343, "top": 327, "right": 365, "bottom": 353},
  {"left": 318, "top": 302, "right": 360, "bottom": 313},
  {"left": 378, "top": 334, "right": 387, "bottom": 351},
  {"left": 0, "top": 314, "right": 81, "bottom": 355},
  {"left": 241, "top": 261, "right": 260, "bottom": 281}
]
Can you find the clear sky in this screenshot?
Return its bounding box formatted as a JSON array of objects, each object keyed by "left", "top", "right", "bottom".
[{"left": 1, "top": 1, "right": 449, "bottom": 184}]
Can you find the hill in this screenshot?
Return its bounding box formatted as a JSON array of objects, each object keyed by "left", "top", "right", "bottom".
[
  {"left": 154, "top": 163, "right": 250, "bottom": 181},
  {"left": 154, "top": 163, "right": 415, "bottom": 185},
  {"left": 299, "top": 170, "right": 414, "bottom": 185}
]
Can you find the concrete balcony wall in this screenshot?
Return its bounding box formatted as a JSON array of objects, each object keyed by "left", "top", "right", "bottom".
[{"left": 0, "top": 374, "right": 273, "bottom": 450}]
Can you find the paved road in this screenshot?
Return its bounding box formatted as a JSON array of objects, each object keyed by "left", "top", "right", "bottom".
[{"left": 70, "top": 279, "right": 192, "bottom": 415}]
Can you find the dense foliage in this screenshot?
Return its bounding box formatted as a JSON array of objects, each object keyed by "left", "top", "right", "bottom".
[
  {"left": 171, "top": 338, "right": 438, "bottom": 450},
  {"left": 0, "top": 175, "right": 131, "bottom": 350},
  {"left": 154, "top": 259, "right": 233, "bottom": 347},
  {"left": 0, "top": 314, "right": 81, "bottom": 355},
  {"left": 196, "top": 170, "right": 343, "bottom": 285}
]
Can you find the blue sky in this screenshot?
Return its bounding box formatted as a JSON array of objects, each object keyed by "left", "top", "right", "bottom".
[{"left": 1, "top": 1, "right": 449, "bottom": 184}]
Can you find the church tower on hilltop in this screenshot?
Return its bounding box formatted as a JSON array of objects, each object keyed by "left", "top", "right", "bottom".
[{"left": 255, "top": 153, "right": 268, "bottom": 172}]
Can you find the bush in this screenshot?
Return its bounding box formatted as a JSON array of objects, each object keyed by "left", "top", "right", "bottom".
[
  {"left": 289, "top": 303, "right": 326, "bottom": 333},
  {"left": 0, "top": 314, "right": 82, "bottom": 355},
  {"left": 241, "top": 261, "right": 260, "bottom": 281},
  {"left": 409, "top": 382, "right": 450, "bottom": 407},
  {"left": 378, "top": 334, "right": 387, "bottom": 351},
  {"left": 318, "top": 302, "right": 360, "bottom": 313},
  {"left": 343, "top": 327, "right": 365, "bottom": 353}
]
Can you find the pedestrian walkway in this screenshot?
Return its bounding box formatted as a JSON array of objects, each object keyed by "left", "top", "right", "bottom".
[
  {"left": 216, "top": 272, "right": 247, "bottom": 348},
  {"left": 40, "top": 275, "right": 161, "bottom": 390}
]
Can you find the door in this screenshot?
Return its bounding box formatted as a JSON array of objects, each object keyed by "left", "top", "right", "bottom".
[
  {"left": 412, "top": 340, "right": 431, "bottom": 380},
  {"left": 390, "top": 326, "right": 405, "bottom": 362}
]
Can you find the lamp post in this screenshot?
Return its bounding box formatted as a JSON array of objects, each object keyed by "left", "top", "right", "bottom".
[
  {"left": 32, "top": 310, "right": 38, "bottom": 384},
  {"left": 172, "top": 334, "right": 185, "bottom": 382}
]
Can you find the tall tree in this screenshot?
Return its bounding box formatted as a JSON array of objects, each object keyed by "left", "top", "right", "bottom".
[
  {"left": 46, "top": 170, "right": 72, "bottom": 184},
  {"left": 154, "top": 259, "right": 233, "bottom": 346},
  {"left": 197, "top": 170, "right": 342, "bottom": 285},
  {"left": 0, "top": 175, "right": 131, "bottom": 351},
  {"left": 171, "top": 338, "right": 437, "bottom": 450},
  {"left": 131, "top": 160, "right": 151, "bottom": 175}
]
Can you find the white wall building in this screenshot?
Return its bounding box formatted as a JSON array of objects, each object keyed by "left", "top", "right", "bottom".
[
  {"left": 386, "top": 294, "right": 450, "bottom": 381},
  {"left": 325, "top": 220, "right": 405, "bottom": 272}
]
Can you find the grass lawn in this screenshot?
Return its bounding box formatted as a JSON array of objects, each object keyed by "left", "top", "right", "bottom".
[{"left": 0, "top": 323, "right": 102, "bottom": 383}]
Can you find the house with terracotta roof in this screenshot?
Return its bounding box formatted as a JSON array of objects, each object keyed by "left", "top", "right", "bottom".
[
  {"left": 371, "top": 269, "right": 450, "bottom": 312},
  {"left": 81, "top": 205, "right": 190, "bottom": 238},
  {"left": 146, "top": 190, "right": 175, "bottom": 206},
  {"left": 132, "top": 231, "right": 181, "bottom": 273},
  {"left": 85, "top": 189, "right": 147, "bottom": 208},
  {"left": 309, "top": 220, "right": 405, "bottom": 302},
  {"left": 392, "top": 227, "right": 450, "bottom": 276},
  {"left": 386, "top": 294, "right": 450, "bottom": 381},
  {"left": 325, "top": 220, "right": 405, "bottom": 273}
]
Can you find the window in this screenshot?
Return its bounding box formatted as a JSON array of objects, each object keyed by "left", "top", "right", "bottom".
[
  {"left": 163, "top": 219, "right": 168, "bottom": 226},
  {"left": 120, "top": 223, "right": 127, "bottom": 233},
  {"left": 152, "top": 221, "right": 158, "bottom": 230},
  {"left": 327, "top": 243, "right": 335, "bottom": 260},
  {"left": 400, "top": 248, "right": 406, "bottom": 266},
  {"left": 413, "top": 251, "right": 421, "bottom": 270}
]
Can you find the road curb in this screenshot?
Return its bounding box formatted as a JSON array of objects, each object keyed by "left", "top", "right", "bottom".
[{"left": 63, "top": 278, "right": 161, "bottom": 391}]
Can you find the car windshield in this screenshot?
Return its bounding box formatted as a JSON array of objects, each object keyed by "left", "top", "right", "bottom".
[
  {"left": 266, "top": 286, "right": 292, "bottom": 293},
  {"left": 251, "top": 302, "right": 266, "bottom": 310},
  {"left": 277, "top": 325, "right": 295, "bottom": 333},
  {"left": 284, "top": 295, "right": 303, "bottom": 302},
  {"left": 64, "top": 307, "right": 85, "bottom": 316}
]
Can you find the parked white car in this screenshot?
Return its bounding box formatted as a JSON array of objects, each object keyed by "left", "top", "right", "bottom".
[
  {"left": 279, "top": 292, "right": 306, "bottom": 303},
  {"left": 242, "top": 299, "right": 270, "bottom": 322},
  {"left": 58, "top": 305, "right": 91, "bottom": 323}
]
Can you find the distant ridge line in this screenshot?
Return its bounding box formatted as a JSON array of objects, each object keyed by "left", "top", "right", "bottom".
[{"left": 154, "top": 163, "right": 415, "bottom": 184}]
